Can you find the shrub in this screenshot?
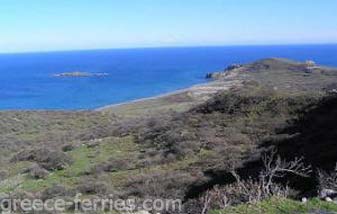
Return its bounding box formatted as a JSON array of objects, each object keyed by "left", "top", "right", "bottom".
[
  {"left": 26, "top": 164, "right": 49, "bottom": 179},
  {"left": 61, "top": 144, "right": 76, "bottom": 152},
  {"left": 76, "top": 180, "right": 108, "bottom": 195},
  {"left": 196, "top": 151, "right": 311, "bottom": 213},
  {"left": 0, "top": 170, "right": 7, "bottom": 181},
  {"left": 41, "top": 185, "right": 72, "bottom": 200},
  {"left": 91, "top": 157, "right": 133, "bottom": 174},
  {"left": 12, "top": 148, "right": 73, "bottom": 171},
  {"left": 318, "top": 164, "right": 337, "bottom": 199},
  {"left": 127, "top": 171, "right": 202, "bottom": 199}
]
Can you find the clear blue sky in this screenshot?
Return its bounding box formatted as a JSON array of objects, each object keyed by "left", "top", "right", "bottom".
[{"left": 1, "top": 0, "right": 336, "bottom": 53}]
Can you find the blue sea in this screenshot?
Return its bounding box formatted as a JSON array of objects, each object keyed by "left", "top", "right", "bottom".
[{"left": 1, "top": 45, "right": 337, "bottom": 110}]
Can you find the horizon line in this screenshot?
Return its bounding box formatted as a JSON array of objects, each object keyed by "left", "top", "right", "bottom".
[{"left": 1, "top": 42, "right": 337, "bottom": 55}]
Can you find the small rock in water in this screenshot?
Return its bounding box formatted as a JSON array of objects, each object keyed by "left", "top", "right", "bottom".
[{"left": 53, "top": 71, "right": 109, "bottom": 77}]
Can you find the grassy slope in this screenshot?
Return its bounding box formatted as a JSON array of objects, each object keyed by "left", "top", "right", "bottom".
[{"left": 212, "top": 198, "right": 337, "bottom": 214}]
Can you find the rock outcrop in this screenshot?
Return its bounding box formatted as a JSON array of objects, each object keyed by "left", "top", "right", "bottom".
[{"left": 206, "top": 63, "right": 242, "bottom": 79}]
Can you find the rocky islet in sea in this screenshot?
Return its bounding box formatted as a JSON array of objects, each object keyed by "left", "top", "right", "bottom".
[{"left": 53, "top": 71, "right": 109, "bottom": 77}]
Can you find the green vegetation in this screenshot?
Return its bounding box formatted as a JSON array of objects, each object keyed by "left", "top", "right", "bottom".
[{"left": 212, "top": 198, "right": 337, "bottom": 214}]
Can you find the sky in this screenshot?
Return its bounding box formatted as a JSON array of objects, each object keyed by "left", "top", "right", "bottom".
[{"left": 0, "top": 0, "right": 337, "bottom": 53}]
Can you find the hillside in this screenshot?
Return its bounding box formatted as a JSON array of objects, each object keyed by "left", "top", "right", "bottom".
[{"left": 1, "top": 58, "right": 337, "bottom": 213}]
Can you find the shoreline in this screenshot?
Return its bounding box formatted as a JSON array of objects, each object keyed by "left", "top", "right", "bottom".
[
  {"left": 96, "top": 76, "right": 243, "bottom": 113},
  {"left": 95, "top": 81, "right": 213, "bottom": 111},
  {"left": 95, "top": 89, "right": 187, "bottom": 111},
  {"left": 96, "top": 58, "right": 337, "bottom": 112},
  {"left": 7, "top": 58, "right": 330, "bottom": 112}
]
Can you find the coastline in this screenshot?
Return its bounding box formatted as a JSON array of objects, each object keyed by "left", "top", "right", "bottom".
[
  {"left": 97, "top": 75, "right": 243, "bottom": 116},
  {"left": 96, "top": 58, "right": 337, "bottom": 115},
  {"left": 94, "top": 80, "right": 219, "bottom": 111},
  {"left": 2, "top": 46, "right": 337, "bottom": 110},
  {"left": 96, "top": 62, "right": 244, "bottom": 112},
  {"left": 95, "top": 87, "right": 192, "bottom": 111}
]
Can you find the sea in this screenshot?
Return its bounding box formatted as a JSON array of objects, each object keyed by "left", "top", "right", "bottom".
[{"left": 0, "top": 45, "right": 337, "bottom": 110}]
